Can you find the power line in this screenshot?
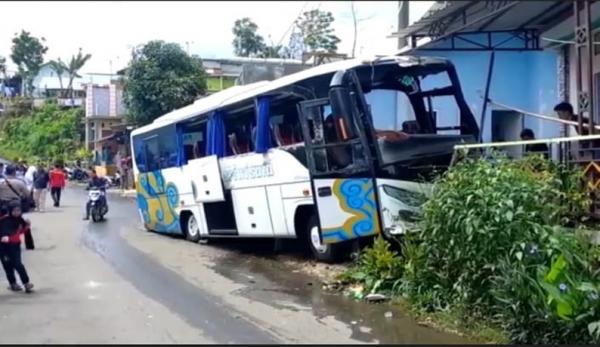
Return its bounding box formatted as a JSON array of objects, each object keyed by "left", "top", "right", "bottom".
[{"left": 276, "top": 1, "right": 310, "bottom": 48}]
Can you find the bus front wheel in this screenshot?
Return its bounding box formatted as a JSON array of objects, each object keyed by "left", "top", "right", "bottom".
[{"left": 306, "top": 215, "right": 342, "bottom": 263}]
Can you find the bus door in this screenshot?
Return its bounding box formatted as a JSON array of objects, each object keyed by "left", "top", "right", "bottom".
[
  {"left": 297, "top": 75, "right": 382, "bottom": 245},
  {"left": 183, "top": 154, "right": 239, "bottom": 235},
  {"left": 184, "top": 155, "right": 225, "bottom": 204}
]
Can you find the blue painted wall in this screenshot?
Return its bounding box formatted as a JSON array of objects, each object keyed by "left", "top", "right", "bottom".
[
  {"left": 408, "top": 35, "right": 562, "bottom": 142},
  {"left": 359, "top": 34, "right": 561, "bottom": 143}
]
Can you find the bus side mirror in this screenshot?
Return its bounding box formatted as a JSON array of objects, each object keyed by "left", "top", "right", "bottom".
[{"left": 328, "top": 86, "right": 357, "bottom": 140}]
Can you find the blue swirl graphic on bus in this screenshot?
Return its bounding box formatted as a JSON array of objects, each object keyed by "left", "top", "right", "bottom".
[
  {"left": 321, "top": 178, "right": 380, "bottom": 244},
  {"left": 135, "top": 171, "right": 181, "bottom": 234}
]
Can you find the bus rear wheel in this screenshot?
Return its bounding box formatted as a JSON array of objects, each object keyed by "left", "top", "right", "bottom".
[
  {"left": 306, "top": 215, "right": 342, "bottom": 263},
  {"left": 184, "top": 213, "right": 201, "bottom": 243}
]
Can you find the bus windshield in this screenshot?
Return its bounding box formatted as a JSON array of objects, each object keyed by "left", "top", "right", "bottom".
[{"left": 329, "top": 60, "right": 479, "bottom": 178}]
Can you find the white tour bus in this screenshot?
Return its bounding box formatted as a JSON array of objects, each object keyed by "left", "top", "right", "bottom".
[{"left": 130, "top": 55, "right": 479, "bottom": 262}]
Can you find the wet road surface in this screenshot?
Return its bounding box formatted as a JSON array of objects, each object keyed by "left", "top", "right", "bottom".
[{"left": 0, "top": 185, "right": 470, "bottom": 344}]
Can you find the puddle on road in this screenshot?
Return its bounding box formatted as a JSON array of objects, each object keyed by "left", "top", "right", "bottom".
[{"left": 212, "top": 252, "right": 471, "bottom": 344}]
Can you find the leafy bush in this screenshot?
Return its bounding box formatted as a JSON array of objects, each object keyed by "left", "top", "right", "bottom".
[
  {"left": 403, "top": 155, "right": 587, "bottom": 308},
  {"left": 0, "top": 102, "right": 84, "bottom": 162},
  {"left": 490, "top": 227, "right": 599, "bottom": 343},
  {"left": 402, "top": 154, "right": 599, "bottom": 343},
  {"left": 339, "top": 236, "right": 403, "bottom": 295}
]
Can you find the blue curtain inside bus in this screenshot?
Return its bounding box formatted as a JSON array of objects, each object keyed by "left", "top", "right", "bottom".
[
  {"left": 255, "top": 95, "right": 272, "bottom": 154},
  {"left": 206, "top": 110, "right": 226, "bottom": 158},
  {"left": 175, "top": 124, "right": 186, "bottom": 166}
]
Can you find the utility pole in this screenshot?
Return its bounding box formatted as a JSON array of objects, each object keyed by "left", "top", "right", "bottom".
[{"left": 397, "top": 1, "right": 409, "bottom": 49}]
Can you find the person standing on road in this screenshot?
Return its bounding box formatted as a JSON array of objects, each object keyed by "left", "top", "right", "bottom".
[
  {"left": 49, "top": 163, "right": 66, "bottom": 208},
  {"left": 24, "top": 164, "right": 37, "bottom": 192},
  {"left": 0, "top": 165, "right": 31, "bottom": 215},
  {"left": 0, "top": 201, "right": 34, "bottom": 293},
  {"left": 32, "top": 164, "right": 50, "bottom": 212}
]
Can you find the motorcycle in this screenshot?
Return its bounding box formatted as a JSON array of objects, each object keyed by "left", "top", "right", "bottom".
[
  {"left": 105, "top": 173, "right": 121, "bottom": 188},
  {"left": 67, "top": 166, "right": 89, "bottom": 181},
  {"left": 87, "top": 187, "right": 108, "bottom": 222}
]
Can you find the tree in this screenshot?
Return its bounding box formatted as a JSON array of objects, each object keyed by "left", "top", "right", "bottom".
[
  {"left": 123, "top": 40, "right": 207, "bottom": 126},
  {"left": 65, "top": 49, "right": 91, "bottom": 100},
  {"left": 10, "top": 30, "right": 48, "bottom": 97},
  {"left": 258, "top": 45, "right": 283, "bottom": 58},
  {"left": 48, "top": 59, "right": 67, "bottom": 97},
  {"left": 232, "top": 17, "right": 266, "bottom": 57},
  {"left": 295, "top": 9, "right": 341, "bottom": 53},
  {"left": 0, "top": 56, "right": 6, "bottom": 81}
]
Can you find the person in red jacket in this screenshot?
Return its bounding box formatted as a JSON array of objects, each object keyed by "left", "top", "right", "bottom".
[
  {"left": 0, "top": 201, "right": 33, "bottom": 293},
  {"left": 49, "top": 163, "right": 66, "bottom": 207}
]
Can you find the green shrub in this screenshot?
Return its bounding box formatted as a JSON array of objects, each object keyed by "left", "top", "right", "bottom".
[
  {"left": 402, "top": 154, "right": 598, "bottom": 343},
  {"left": 490, "top": 227, "right": 599, "bottom": 343},
  {"left": 0, "top": 102, "right": 84, "bottom": 162},
  {"left": 340, "top": 236, "right": 404, "bottom": 295}
]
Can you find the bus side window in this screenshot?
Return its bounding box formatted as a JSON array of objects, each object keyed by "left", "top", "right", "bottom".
[
  {"left": 179, "top": 120, "right": 207, "bottom": 163},
  {"left": 144, "top": 136, "right": 160, "bottom": 172},
  {"left": 157, "top": 125, "right": 179, "bottom": 168},
  {"left": 224, "top": 110, "right": 255, "bottom": 156},
  {"left": 133, "top": 135, "right": 147, "bottom": 172}
]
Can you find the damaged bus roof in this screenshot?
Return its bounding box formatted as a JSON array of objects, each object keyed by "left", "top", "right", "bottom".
[{"left": 132, "top": 55, "right": 450, "bottom": 136}]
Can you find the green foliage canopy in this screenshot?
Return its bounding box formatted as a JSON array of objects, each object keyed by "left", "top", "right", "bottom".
[{"left": 123, "top": 40, "right": 207, "bottom": 126}]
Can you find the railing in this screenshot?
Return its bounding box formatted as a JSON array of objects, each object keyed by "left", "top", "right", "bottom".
[
  {"left": 31, "top": 97, "right": 84, "bottom": 108},
  {"left": 57, "top": 98, "right": 84, "bottom": 107}
]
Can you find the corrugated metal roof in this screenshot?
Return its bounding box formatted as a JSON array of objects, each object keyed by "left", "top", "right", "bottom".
[
  {"left": 395, "top": 0, "right": 573, "bottom": 47},
  {"left": 395, "top": 1, "right": 475, "bottom": 38}
]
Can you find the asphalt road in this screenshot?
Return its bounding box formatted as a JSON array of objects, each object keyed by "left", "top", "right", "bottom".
[{"left": 0, "top": 185, "right": 469, "bottom": 344}]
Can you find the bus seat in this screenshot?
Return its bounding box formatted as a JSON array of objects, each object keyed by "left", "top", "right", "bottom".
[
  {"left": 252, "top": 125, "right": 276, "bottom": 149},
  {"left": 273, "top": 124, "right": 284, "bottom": 146},
  {"left": 278, "top": 124, "right": 299, "bottom": 146},
  {"left": 229, "top": 130, "right": 252, "bottom": 155},
  {"left": 402, "top": 120, "right": 420, "bottom": 134},
  {"left": 228, "top": 133, "right": 240, "bottom": 155}
]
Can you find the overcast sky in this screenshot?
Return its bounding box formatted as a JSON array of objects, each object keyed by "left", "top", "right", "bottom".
[{"left": 0, "top": 1, "right": 433, "bottom": 74}]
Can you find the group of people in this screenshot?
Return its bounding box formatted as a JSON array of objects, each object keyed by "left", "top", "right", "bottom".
[
  {"left": 0, "top": 162, "right": 67, "bottom": 211},
  {"left": 517, "top": 102, "right": 595, "bottom": 158},
  {"left": 0, "top": 162, "right": 67, "bottom": 294}
]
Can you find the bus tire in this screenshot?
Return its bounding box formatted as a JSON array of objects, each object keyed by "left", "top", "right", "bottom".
[
  {"left": 183, "top": 213, "right": 201, "bottom": 243},
  {"left": 306, "top": 214, "right": 341, "bottom": 263}
]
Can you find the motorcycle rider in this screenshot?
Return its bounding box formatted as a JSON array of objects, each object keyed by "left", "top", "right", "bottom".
[{"left": 83, "top": 170, "right": 108, "bottom": 221}]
